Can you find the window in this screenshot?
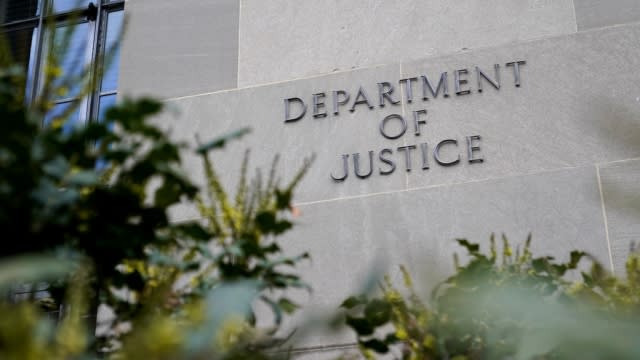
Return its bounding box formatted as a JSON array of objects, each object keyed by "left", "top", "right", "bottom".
[
  {"left": 1, "top": 0, "right": 124, "bottom": 124},
  {"left": 1, "top": 0, "right": 123, "bottom": 306}
]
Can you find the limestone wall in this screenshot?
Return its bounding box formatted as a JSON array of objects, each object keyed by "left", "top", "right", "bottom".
[{"left": 118, "top": 1, "right": 640, "bottom": 357}]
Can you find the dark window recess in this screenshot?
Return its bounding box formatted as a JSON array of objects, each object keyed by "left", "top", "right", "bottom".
[{"left": 2, "top": 0, "right": 40, "bottom": 23}]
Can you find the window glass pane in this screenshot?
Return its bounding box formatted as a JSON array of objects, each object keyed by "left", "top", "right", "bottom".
[
  {"left": 100, "top": 10, "right": 123, "bottom": 92},
  {"left": 51, "top": 0, "right": 90, "bottom": 14},
  {"left": 50, "top": 22, "right": 89, "bottom": 100},
  {"left": 95, "top": 94, "right": 116, "bottom": 170},
  {"left": 44, "top": 101, "right": 81, "bottom": 132},
  {"left": 98, "top": 93, "right": 116, "bottom": 122},
  {"left": 1, "top": 0, "right": 40, "bottom": 23},
  {"left": 3, "top": 27, "right": 38, "bottom": 98}
]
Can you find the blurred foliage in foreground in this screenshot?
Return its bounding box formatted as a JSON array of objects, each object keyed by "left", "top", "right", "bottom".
[
  {"left": 342, "top": 236, "right": 640, "bottom": 360},
  {"left": 0, "top": 24, "right": 312, "bottom": 357}
]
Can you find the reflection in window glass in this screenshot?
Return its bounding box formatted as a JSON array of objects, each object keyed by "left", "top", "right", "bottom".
[
  {"left": 4, "top": 28, "right": 38, "bottom": 98},
  {"left": 98, "top": 94, "right": 116, "bottom": 122},
  {"left": 1, "top": 0, "right": 40, "bottom": 23},
  {"left": 52, "top": 0, "right": 90, "bottom": 14},
  {"left": 44, "top": 101, "right": 81, "bottom": 132},
  {"left": 51, "top": 23, "right": 89, "bottom": 100},
  {"left": 101, "top": 10, "right": 123, "bottom": 92}
]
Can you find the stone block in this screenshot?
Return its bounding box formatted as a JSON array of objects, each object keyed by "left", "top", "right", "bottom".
[
  {"left": 157, "top": 64, "right": 411, "bottom": 222},
  {"left": 238, "top": 0, "right": 575, "bottom": 86},
  {"left": 119, "top": 0, "right": 239, "bottom": 100},
  {"left": 599, "top": 159, "right": 640, "bottom": 274},
  {"left": 277, "top": 165, "right": 609, "bottom": 348},
  {"left": 162, "top": 23, "right": 640, "bottom": 221},
  {"left": 574, "top": 0, "right": 640, "bottom": 31},
  {"left": 400, "top": 23, "right": 640, "bottom": 189}
]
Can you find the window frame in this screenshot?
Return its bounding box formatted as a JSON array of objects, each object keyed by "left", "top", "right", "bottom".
[
  {"left": 1, "top": 0, "right": 124, "bottom": 124},
  {"left": 1, "top": 0, "right": 124, "bottom": 306}
]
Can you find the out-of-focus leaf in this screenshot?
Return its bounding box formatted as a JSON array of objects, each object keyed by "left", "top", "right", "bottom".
[
  {"left": 341, "top": 295, "right": 367, "bottom": 309},
  {"left": 196, "top": 128, "right": 250, "bottom": 155},
  {"left": 364, "top": 299, "right": 391, "bottom": 327},
  {"left": 346, "top": 316, "right": 374, "bottom": 336},
  {"left": 185, "top": 280, "right": 259, "bottom": 354},
  {"left": 360, "top": 339, "right": 389, "bottom": 353},
  {"left": 67, "top": 170, "right": 99, "bottom": 186},
  {"left": 42, "top": 156, "right": 69, "bottom": 179},
  {"left": 0, "top": 254, "right": 75, "bottom": 290},
  {"left": 456, "top": 239, "right": 479, "bottom": 253},
  {"left": 278, "top": 298, "right": 299, "bottom": 314}
]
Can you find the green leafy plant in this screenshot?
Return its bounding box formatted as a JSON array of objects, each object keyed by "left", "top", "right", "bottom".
[
  {"left": 0, "top": 18, "right": 313, "bottom": 356},
  {"left": 342, "top": 236, "right": 640, "bottom": 360},
  {"left": 107, "top": 147, "right": 315, "bottom": 349}
]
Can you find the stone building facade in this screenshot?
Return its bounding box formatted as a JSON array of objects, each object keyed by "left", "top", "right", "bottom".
[{"left": 118, "top": 1, "right": 640, "bottom": 358}]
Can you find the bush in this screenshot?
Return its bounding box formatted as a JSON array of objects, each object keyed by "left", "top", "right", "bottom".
[
  {"left": 342, "top": 236, "right": 640, "bottom": 359},
  {"left": 0, "top": 45, "right": 311, "bottom": 358}
]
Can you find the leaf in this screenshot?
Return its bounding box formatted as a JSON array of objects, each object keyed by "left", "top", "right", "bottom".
[
  {"left": 384, "top": 333, "right": 399, "bottom": 343},
  {"left": 67, "top": 170, "right": 100, "bottom": 186},
  {"left": 196, "top": 128, "right": 250, "bottom": 155},
  {"left": 346, "top": 316, "right": 374, "bottom": 336},
  {"left": 154, "top": 181, "right": 183, "bottom": 208},
  {"left": 360, "top": 339, "right": 389, "bottom": 354},
  {"left": 532, "top": 258, "right": 549, "bottom": 273},
  {"left": 226, "top": 244, "right": 244, "bottom": 257},
  {"left": 364, "top": 299, "right": 392, "bottom": 327},
  {"left": 261, "top": 252, "right": 310, "bottom": 271},
  {"left": 43, "top": 156, "right": 69, "bottom": 179},
  {"left": 256, "top": 211, "right": 277, "bottom": 232},
  {"left": 272, "top": 220, "right": 293, "bottom": 235},
  {"left": 457, "top": 239, "right": 480, "bottom": 253},
  {"left": 278, "top": 298, "right": 299, "bottom": 314},
  {"left": 275, "top": 189, "right": 292, "bottom": 210},
  {"left": 341, "top": 295, "right": 367, "bottom": 309},
  {"left": 256, "top": 211, "right": 293, "bottom": 235},
  {"left": 185, "top": 280, "right": 259, "bottom": 353},
  {"left": 0, "top": 254, "right": 75, "bottom": 290},
  {"left": 174, "top": 223, "right": 210, "bottom": 241},
  {"left": 569, "top": 251, "right": 586, "bottom": 269}
]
